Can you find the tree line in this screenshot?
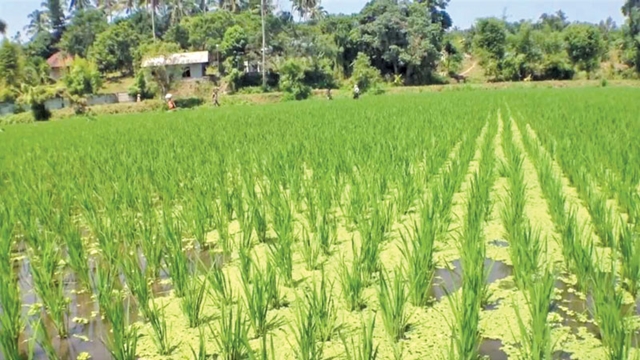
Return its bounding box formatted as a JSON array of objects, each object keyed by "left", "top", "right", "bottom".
[{"left": 0, "top": 0, "right": 639, "bottom": 116}]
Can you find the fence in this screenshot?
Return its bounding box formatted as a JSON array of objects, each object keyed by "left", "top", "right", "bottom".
[{"left": 0, "top": 92, "right": 136, "bottom": 117}]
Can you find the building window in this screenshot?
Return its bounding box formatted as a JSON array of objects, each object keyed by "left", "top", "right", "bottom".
[{"left": 182, "top": 66, "right": 191, "bottom": 78}]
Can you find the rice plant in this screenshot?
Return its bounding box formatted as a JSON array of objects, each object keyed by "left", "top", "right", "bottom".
[
  {"left": 102, "top": 298, "right": 139, "bottom": 360},
  {"left": 514, "top": 268, "right": 555, "bottom": 360},
  {"left": 243, "top": 264, "right": 282, "bottom": 338},
  {"left": 378, "top": 268, "right": 410, "bottom": 342},
  {"left": 29, "top": 318, "right": 60, "bottom": 360},
  {"left": 180, "top": 276, "right": 208, "bottom": 328},
  {"left": 212, "top": 301, "right": 254, "bottom": 360},
  {"left": 341, "top": 314, "right": 379, "bottom": 360},
  {"left": 305, "top": 269, "right": 340, "bottom": 341},
  {"left": 122, "top": 253, "right": 151, "bottom": 319},
  {"left": 399, "top": 200, "right": 437, "bottom": 307},
  {"left": 591, "top": 266, "right": 632, "bottom": 360},
  {"left": 357, "top": 203, "right": 390, "bottom": 280},
  {"left": 63, "top": 227, "right": 91, "bottom": 291},
  {"left": 163, "top": 211, "right": 190, "bottom": 298},
  {"left": 148, "top": 300, "right": 177, "bottom": 355},
  {"left": 0, "top": 215, "right": 22, "bottom": 360},
  {"left": 339, "top": 240, "right": 366, "bottom": 311},
  {"left": 189, "top": 325, "right": 208, "bottom": 360},
  {"left": 618, "top": 221, "right": 640, "bottom": 297},
  {"left": 239, "top": 245, "right": 253, "bottom": 285},
  {"left": 300, "top": 226, "right": 321, "bottom": 271},
  {"left": 317, "top": 211, "right": 337, "bottom": 256},
  {"left": 29, "top": 242, "right": 69, "bottom": 339},
  {"left": 265, "top": 262, "right": 287, "bottom": 309},
  {"left": 290, "top": 297, "right": 324, "bottom": 360},
  {"left": 206, "top": 261, "right": 234, "bottom": 305}
]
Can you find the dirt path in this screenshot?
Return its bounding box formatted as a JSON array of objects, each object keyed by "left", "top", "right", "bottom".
[{"left": 460, "top": 62, "right": 477, "bottom": 76}]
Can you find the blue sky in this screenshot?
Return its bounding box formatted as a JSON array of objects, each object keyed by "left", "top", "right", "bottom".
[{"left": 0, "top": 0, "right": 627, "bottom": 38}]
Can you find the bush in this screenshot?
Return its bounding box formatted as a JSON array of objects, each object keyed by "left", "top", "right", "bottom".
[
  {"left": 174, "top": 97, "right": 204, "bottom": 109},
  {"left": 304, "top": 60, "right": 337, "bottom": 89},
  {"left": 1, "top": 112, "right": 35, "bottom": 125},
  {"left": 225, "top": 69, "right": 243, "bottom": 94},
  {"left": 350, "top": 53, "right": 383, "bottom": 94},
  {"left": 16, "top": 84, "right": 57, "bottom": 121},
  {"left": 64, "top": 58, "right": 103, "bottom": 97},
  {"left": 541, "top": 56, "right": 575, "bottom": 80},
  {"left": 279, "top": 59, "right": 312, "bottom": 101},
  {"left": 128, "top": 71, "right": 155, "bottom": 100}
]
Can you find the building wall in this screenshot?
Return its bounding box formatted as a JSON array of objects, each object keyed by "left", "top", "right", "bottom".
[{"left": 192, "top": 63, "right": 205, "bottom": 78}]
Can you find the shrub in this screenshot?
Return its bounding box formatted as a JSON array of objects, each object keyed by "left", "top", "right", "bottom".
[
  {"left": 1, "top": 111, "right": 35, "bottom": 125},
  {"left": 541, "top": 55, "right": 575, "bottom": 80},
  {"left": 16, "top": 84, "right": 57, "bottom": 121},
  {"left": 174, "top": 97, "right": 204, "bottom": 109},
  {"left": 350, "top": 53, "right": 383, "bottom": 95},
  {"left": 63, "top": 58, "right": 103, "bottom": 98},
  {"left": 128, "top": 71, "right": 154, "bottom": 100},
  {"left": 279, "top": 59, "right": 312, "bottom": 101}
]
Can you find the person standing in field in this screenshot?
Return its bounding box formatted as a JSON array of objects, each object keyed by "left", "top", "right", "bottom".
[
  {"left": 165, "top": 94, "right": 177, "bottom": 111},
  {"left": 353, "top": 84, "right": 360, "bottom": 99},
  {"left": 326, "top": 88, "right": 332, "bottom": 100},
  {"left": 211, "top": 87, "right": 221, "bottom": 107}
]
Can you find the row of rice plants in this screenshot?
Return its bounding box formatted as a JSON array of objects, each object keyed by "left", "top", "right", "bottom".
[
  {"left": 448, "top": 118, "right": 497, "bottom": 360},
  {"left": 515, "top": 115, "right": 635, "bottom": 360},
  {"left": 0, "top": 205, "right": 22, "bottom": 360},
  {"left": 0, "top": 93, "right": 496, "bottom": 358},
  {"left": 504, "top": 88, "right": 640, "bottom": 219}
]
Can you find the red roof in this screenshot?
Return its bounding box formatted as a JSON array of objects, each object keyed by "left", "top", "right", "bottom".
[{"left": 47, "top": 52, "right": 74, "bottom": 68}]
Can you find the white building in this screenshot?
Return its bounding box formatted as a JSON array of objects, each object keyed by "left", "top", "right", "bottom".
[{"left": 142, "top": 51, "right": 209, "bottom": 79}]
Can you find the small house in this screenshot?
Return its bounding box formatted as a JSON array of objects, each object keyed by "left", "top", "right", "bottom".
[
  {"left": 47, "top": 52, "right": 74, "bottom": 80},
  {"left": 141, "top": 51, "right": 209, "bottom": 79}
]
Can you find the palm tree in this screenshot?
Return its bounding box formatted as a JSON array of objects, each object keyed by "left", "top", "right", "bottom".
[
  {"left": 166, "top": 0, "right": 196, "bottom": 25},
  {"left": 217, "top": 0, "right": 247, "bottom": 12},
  {"left": 25, "top": 10, "right": 49, "bottom": 38},
  {"left": 68, "top": 0, "right": 93, "bottom": 11},
  {"left": 139, "top": 0, "right": 161, "bottom": 39},
  {"left": 95, "top": 0, "right": 118, "bottom": 19},
  {"left": 292, "top": 0, "right": 321, "bottom": 21}
]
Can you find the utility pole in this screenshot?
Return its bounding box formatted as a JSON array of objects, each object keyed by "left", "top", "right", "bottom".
[{"left": 260, "top": 0, "right": 266, "bottom": 88}]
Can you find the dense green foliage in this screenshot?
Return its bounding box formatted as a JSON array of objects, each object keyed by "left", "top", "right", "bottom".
[{"left": 0, "top": 0, "right": 637, "bottom": 108}]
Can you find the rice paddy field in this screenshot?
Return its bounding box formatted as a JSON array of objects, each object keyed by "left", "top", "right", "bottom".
[{"left": 2, "top": 87, "right": 640, "bottom": 360}]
